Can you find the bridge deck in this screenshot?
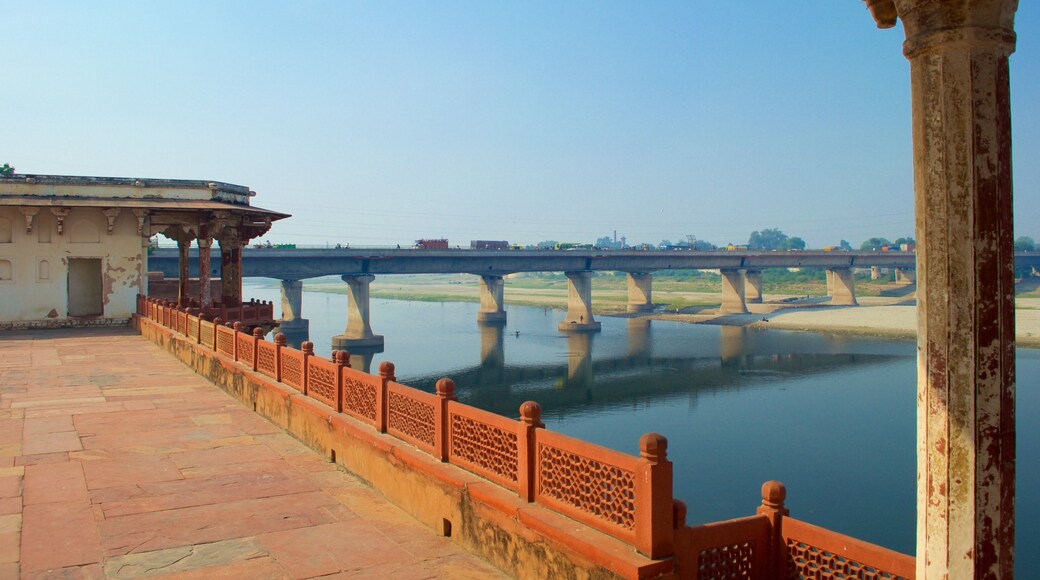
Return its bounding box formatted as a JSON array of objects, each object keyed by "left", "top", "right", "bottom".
[{"left": 0, "top": 327, "right": 506, "bottom": 578}]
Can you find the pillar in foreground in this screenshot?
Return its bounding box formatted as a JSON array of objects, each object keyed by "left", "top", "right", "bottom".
[
  {"left": 477, "top": 275, "right": 507, "bottom": 324},
  {"left": 626, "top": 272, "right": 654, "bottom": 313},
  {"left": 719, "top": 269, "right": 749, "bottom": 314},
  {"left": 866, "top": 0, "right": 1019, "bottom": 576},
  {"left": 826, "top": 268, "right": 857, "bottom": 306},
  {"left": 278, "top": 279, "right": 309, "bottom": 333},
  {"left": 332, "top": 274, "right": 384, "bottom": 349},
  {"left": 558, "top": 271, "right": 601, "bottom": 332},
  {"left": 744, "top": 270, "right": 764, "bottom": 304},
  {"left": 176, "top": 236, "right": 191, "bottom": 307}
]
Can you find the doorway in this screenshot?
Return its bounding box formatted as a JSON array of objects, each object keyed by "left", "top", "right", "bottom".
[{"left": 68, "top": 258, "right": 103, "bottom": 316}]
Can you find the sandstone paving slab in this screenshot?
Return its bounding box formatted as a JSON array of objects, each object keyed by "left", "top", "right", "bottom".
[
  {"left": 6, "top": 328, "right": 507, "bottom": 578},
  {"left": 24, "top": 461, "right": 90, "bottom": 505},
  {"left": 22, "top": 500, "right": 102, "bottom": 572}
]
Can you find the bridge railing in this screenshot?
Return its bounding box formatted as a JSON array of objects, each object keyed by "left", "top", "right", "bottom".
[{"left": 137, "top": 294, "right": 917, "bottom": 574}]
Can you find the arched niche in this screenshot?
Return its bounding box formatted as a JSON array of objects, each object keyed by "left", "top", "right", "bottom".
[
  {"left": 37, "top": 214, "right": 53, "bottom": 243},
  {"left": 0, "top": 259, "right": 12, "bottom": 281},
  {"left": 0, "top": 217, "right": 11, "bottom": 243},
  {"left": 70, "top": 219, "right": 101, "bottom": 244},
  {"left": 38, "top": 259, "right": 51, "bottom": 282}
]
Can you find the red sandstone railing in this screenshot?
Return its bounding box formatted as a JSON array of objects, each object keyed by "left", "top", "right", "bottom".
[{"left": 137, "top": 295, "right": 916, "bottom": 574}]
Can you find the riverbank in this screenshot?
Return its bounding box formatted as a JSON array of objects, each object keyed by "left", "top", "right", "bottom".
[{"left": 302, "top": 276, "right": 1040, "bottom": 347}]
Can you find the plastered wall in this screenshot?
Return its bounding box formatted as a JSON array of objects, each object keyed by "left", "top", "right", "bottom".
[{"left": 0, "top": 207, "right": 144, "bottom": 323}]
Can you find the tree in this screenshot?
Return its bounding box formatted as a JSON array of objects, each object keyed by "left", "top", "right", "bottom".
[
  {"left": 536, "top": 240, "right": 557, "bottom": 250},
  {"left": 1015, "top": 236, "right": 1036, "bottom": 251},
  {"left": 659, "top": 239, "right": 672, "bottom": 249},
  {"left": 894, "top": 237, "right": 916, "bottom": 246},
  {"left": 780, "top": 236, "right": 806, "bottom": 251},
  {"left": 860, "top": 237, "right": 892, "bottom": 251},
  {"left": 839, "top": 240, "right": 853, "bottom": 251},
  {"left": 748, "top": 228, "right": 789, "bottom": 250}
]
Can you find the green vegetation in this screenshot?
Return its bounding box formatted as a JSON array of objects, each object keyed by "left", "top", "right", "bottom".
[{"left": 0, "top": 163, "right": 14, "bottom": 177}]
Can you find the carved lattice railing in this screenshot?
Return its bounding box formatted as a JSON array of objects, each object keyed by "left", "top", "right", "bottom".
[
  {"left": 135, "top": 295, "right": 918, "bottom": 571},
  {"left": 447, "top": 401, "right": 521, "bottom": 493},
  {"left": 782, "top": 517, "right": 914, "bottom": 580}
]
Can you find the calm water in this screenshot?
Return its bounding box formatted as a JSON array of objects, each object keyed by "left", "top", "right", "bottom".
[{"left": 245, "top": 279, "right": 1039, "bottom": 573}]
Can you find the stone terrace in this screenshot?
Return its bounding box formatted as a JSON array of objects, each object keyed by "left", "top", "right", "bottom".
[{"left": 0, "top": 327, "right": 507, "bottom": 579}]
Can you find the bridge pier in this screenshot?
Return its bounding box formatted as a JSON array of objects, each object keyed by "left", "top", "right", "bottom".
[
  {"left": 332, "top": 274, "right": 384, "bottom": 349},
  {"left": 826, "top": 267, "right": 857, "bottom": 306},
  {"left": 894, "top": 268, "right": 915, "bottom": 285},
  {"left": 744, "top": 270, "right": 763, "bottom": 304},
  {"left": 278, "top": 279, "right": 309, "bottom": 333},
  {"left": 719, "top": 269, "right": 749, "bottom": 314},
  {"left": 477, "top": 275, "right": 507, "bottom": 324},
  {"left": 558, "top": 271, "right": 601, "bottom": 332},
  {"left": 626, "top": 272, "right": 654, "bottom": 313}
]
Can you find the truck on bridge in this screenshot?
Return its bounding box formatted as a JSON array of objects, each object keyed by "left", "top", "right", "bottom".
[
  {"left": 470, "top": 240, "right": 509, "bottom": 250},
  {"left": 414, "top": 239, "right": 449, "bottom": 250}
]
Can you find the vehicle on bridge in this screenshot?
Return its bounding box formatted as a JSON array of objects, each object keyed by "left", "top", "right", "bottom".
[
  {"left": 554, "top": 242, "right": 594, "bottom": 250},
  {"left": 470, "top": 240, "right": 509, "bottom": 250},
  {"left": 414, "top": 238, "right": 449, "bottom": 250}
]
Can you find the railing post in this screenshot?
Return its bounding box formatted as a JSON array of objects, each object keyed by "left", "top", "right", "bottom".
[
  {"left": 517, "top": 401, "right": 544, "bottom": 502},
  {"left": 184, "top": 308, "right": 193, "bottom": 337},
  {"left": 196, "top": 314, "right": 204, "bottom": 344},
  {"left": 212, "top": 318, "right": 222, "bottom": 351},
  {"left": 251, "top": 327, "right": 263, "bottom": 371},
  {"left": 274, "top": 333, "right": 286, "bottom": 383},
  {"left": 233, "top": 322, "right": 242, "bottom": 360},
  {"left": 377, "top": 361, "right": 394, "bottom": 433},
  {"left": 332, "top": 351, "right": 347, "bottom": 412},
  {"left": 435, "top": 378, "right": 456, "bottom": 462},
  {"left": 756, "top": 480, "right": 789, "bottom": 577},
  {"left": 300, "top": 341, "right": 314, "bottom": 396},
  {"left": 635, "top": 432, "right": 673, "bottom": 559}
]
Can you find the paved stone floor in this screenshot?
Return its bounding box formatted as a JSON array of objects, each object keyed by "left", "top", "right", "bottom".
[{"left": 0, "top": 327, "right": 508, "bottom": 579}]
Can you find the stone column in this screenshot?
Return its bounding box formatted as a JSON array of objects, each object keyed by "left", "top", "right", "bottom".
[
  {"left": 744, "top": 270, "right": 764, "bottom": 304},
  {"left": 177, "top": 236, "right": 191, "bottom": 307},
  {"left": 229, "top": 243, "right": 243, "bottom": 305},
  {"left": 825, "top": 268, "right": 835, "bottom": 296},
  {"left": 558, "top": 271, "right": 601, "bottom": 332},
  {"left": 868, "top": 1, "right": 1019, "bottom": 575},
  {"left": 278, "top": 279, "right": 309, "bottom": 333},
  {"left": 719, "top": 269, "right": 749, "bottom": 314},
  {"left": 827, "top": 268, "right": 857, "bottom": 306},
  {"left": 477, "top": 275, "right": 507, "bottom": 324},
  {"left": 197, "top": 236, "right": 213, "bottom": 307},
  {"left": 871, "top": 265, "right": 882, "bottom": 280},
  {"left": 332, "top": 274, "right": 384, "bottom": 348},
  {"left": 219, "top": 241, "right": 234, "bottom": 305},
  {"left": 626, "top": 272, "right": 654, "bottom": 313}
]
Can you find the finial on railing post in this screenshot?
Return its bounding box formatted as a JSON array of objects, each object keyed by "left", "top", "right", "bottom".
[
  {"left": 635, "top": 432, "right": 674, "bottom": 559},
  {"left": 334, "top": 350, "right": 349, "bottom": 367},
  {"left": 518, "top": 400, "right": 544, "bottom": 502},
  {"left": 375, "top": 361, "right": 394, "bottom": 433},
  {"left": 274, "top": 333, "right": 286, "bottom": 382},
  {"left": 757, "top": 480, "right": 789, "bottom": 577},
  {"left": 435, "top": 378, "right": 456, "bottom": 462}
]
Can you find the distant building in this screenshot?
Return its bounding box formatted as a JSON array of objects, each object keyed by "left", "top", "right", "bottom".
[{"left": 0, "top": 174, "right": 288, "bottom": 329}]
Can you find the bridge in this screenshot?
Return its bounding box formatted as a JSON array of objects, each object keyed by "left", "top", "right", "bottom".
[{"left": 148, "top": 247, "right": 1038, "bottom": 348}]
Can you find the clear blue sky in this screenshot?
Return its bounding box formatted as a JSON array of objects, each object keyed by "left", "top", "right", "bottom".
[{"left": 2, "top": 1, "right": 1038, "bottom": 249}]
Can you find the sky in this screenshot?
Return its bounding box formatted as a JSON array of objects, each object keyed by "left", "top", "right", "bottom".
[{"left": 2, "top": 1, "right": 1038, "bottom": 249}]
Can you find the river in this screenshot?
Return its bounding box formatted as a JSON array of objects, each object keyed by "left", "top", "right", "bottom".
[{"left": 244, "top": 279, "right": 1039, "bottom": 573}]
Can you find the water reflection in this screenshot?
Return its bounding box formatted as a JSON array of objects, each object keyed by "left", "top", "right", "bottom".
[{"left": 278, "top": 327, "right": 384, "bottom": 373}]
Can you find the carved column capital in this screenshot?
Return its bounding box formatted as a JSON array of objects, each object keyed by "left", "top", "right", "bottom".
[
  {"left": 893, "top": 0, "right": 1018, "bottom": 58},
  {"left": 132, "top": 209, "right": 149, "bottom": 237}
]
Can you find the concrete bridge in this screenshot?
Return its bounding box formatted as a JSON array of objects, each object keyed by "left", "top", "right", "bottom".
[{"left": 149, "top": 247, "right": 1036, "bottom": 348}]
